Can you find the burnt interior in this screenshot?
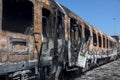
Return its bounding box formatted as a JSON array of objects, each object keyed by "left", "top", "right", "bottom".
[
  {"left": 2, "top": 0, "right": 33, "bottom": 33},
  {"left": 70, "top": 18, "right": 82, "bottom": 42},
  {"left": 98, "top": 33, "right": 102, "bottom": 47},
  {"left": 93, "top": 32, "right": 97, "bottom": 46},
  {"left": 103, "top": 36, "right": 105, "bottom": 48},
  {"left": 85, "top": 24, "right": 90, "bottom": 42},
  {"left": 42, "top": 8, "right": 50, "bottom": 37},
  {"left": 107, "top": 38, "right": 109, "bottom": 48},
  {"left": 55, "top": 10, "right": 65, "bottom": 39}
]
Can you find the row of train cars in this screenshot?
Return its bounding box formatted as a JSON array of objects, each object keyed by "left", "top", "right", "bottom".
[{"left": 0, "top": 0, "right": 120, "bottom": 80}]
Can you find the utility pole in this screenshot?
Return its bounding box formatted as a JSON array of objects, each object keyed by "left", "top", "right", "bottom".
[{"left": 113, "top": 18, "right": 116, "bottom": 35}]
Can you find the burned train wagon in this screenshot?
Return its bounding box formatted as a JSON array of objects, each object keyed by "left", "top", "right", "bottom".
[
  {"left": 0, "top": 0, "right": 38, "bottom": 78},
  {"left": 0, "top": 0, "right": 46, "bottom": 79},
  {"left": 0, "top": 0, "right": 66, "bottom": 79},
  {"left": 61, "top": 5, "right": 118, "bottom": 70},
  {"left": 0, "top": 0, "right": 118, "bottom": 80}
]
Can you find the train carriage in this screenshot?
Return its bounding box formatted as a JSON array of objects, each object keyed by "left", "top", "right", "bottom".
[
  {"left": 0, "top": 0, "right": 66, "bottom": 79},
  {"left": 62, "top": 4, "right": 118, "bottom": 69},
  {"left": 0, "top": 0, "right": 35, "bottom": 74},
  {"left": 0, "top": 0, "right": 118, "bottom": 80}
]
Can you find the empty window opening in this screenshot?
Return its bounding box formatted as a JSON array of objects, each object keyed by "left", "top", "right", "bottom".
[
  {"left": 70, "top": 18, "right": 82, "bottom": 41},
  {"left": 55, "top": 10, "right": 65, "bottom": 39},
  {"left": 107, "top": 38, "right": 109, "bottom": 48},
  {"left": 93, "top": 32, "right": 97, "bottom": 46},
  {"left": 2, "top": 0, "right": 34, "bottom": 34},
  {"left": 85, "top": 24, "right": 90, "bottom": 42},
  {"left": 98, "top": 33, "right": 102, "bottom": 48},
  {"left": 103, "top": 36, "right": 105, "bottom": 48},
  {"left": 78, "top": 25, "right": 82, "bottom": 39},
  {"left": 109, "top": 40, "right": 110, "bottom": 48},
  {"left": 42, "top": 8, "right": 50, "bottom": 37}
]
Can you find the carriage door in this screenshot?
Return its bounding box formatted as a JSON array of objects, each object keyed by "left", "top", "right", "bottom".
[
  {"left": 53, "top": 10, "right": 65, "bottom": 58},
  {"left": 68, "top": 18, "right": 82, "bottom": 67},
  {"left": 41, "top": 8, "right": 65, "bottom": 66},
  {"left": 40, "top": 8, "right": 53, "bottom": 66}
]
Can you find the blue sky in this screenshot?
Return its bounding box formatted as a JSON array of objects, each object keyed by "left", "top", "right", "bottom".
[{"left": 56, "top": 0, "right": 120, "bottom": 36}]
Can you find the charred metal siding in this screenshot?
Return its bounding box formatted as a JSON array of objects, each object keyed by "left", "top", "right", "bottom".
[{"left": 0, "top": 0, "right": 39, "bottom": 75}]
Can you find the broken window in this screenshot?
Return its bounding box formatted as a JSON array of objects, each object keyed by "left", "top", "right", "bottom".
[
  {"left": 85, "top": 24, "right": 90, "bottom": 42},
  {"left": 55, "top": 10, "right": 65, "bottom": 39},
  {"left": 107, "top": 38, "right": 109, "bottom": 48},
  {"left": 103, "top": 35, "right": 105, "bottom": 48},
  {"left": 2, "top": 0, "right": 33, "bottom": 34},
  {"left": 70, "top": 18, "right": 82, "bottom": 42},
  {"left": 98, "top": 33, "right": 102, "bottom": 48},
  {"left": 42, "top": 8, "right": 50, "bottom": 37},
  {"left": 93, "top": 32, "right": 97, "bottom": 46}
]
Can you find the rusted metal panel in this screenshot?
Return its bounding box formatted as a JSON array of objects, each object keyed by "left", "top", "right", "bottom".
[
  {"left": 34, "top": 1, "right": 42, "bottom": 53},
  {"left": 0, "top": 32, "right": 36, "bottom": 74},
  {"left": 0, "top": 31, "right": 35, "bottom": 61},
  {"left": 0, "top": 0, "right": 38, "bottom": 75},
  {"left": 0, "top": 31, "right": 8, "bottom": 63}
]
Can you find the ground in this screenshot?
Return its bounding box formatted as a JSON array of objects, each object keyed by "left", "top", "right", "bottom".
[{"left": 73, "top": 59, "right": 120, "bottom": 80}]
